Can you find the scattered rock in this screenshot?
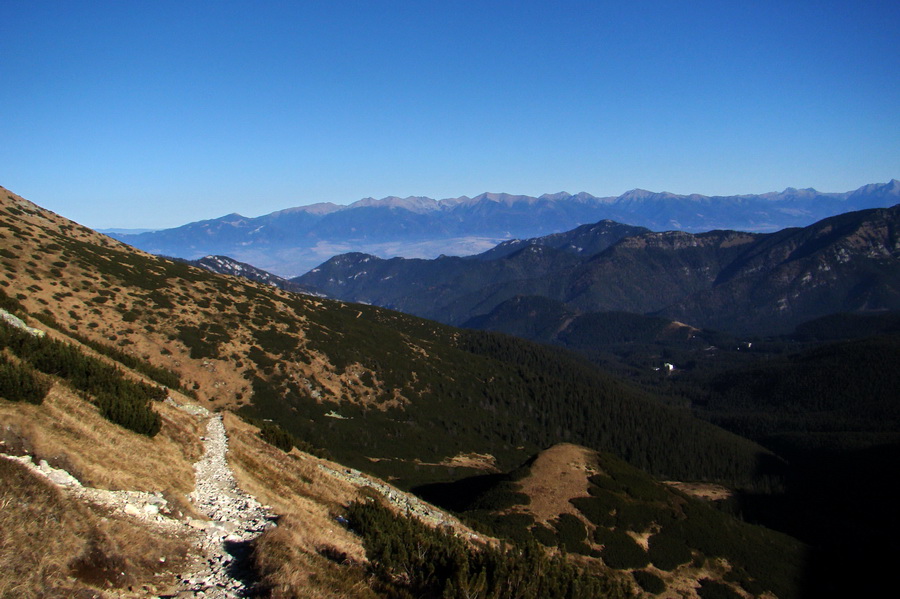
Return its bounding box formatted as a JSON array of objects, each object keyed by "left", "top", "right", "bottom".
[
  {"left": 168, "top": 414, "right": 275, "bottom": 598},
  {"left": 2, "top": 403, "right": 276, "bottom": 598}
]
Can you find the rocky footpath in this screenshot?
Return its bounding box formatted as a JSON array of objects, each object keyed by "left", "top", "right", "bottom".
[
  {"left": 1, "top": 399, "right": 276, "bottom": 599},
  {"left": 4, "top": 387, "right": 479, "bottom": 597},
  {"left": 164, "top": 412, "right": 275, "bottom": 599}
]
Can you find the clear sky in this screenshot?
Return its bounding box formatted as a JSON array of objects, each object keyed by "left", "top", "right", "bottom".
[{"left": 1, "top": 0, "right": 898, "bottom": 229}]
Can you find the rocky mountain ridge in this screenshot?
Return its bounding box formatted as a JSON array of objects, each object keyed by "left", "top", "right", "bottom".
[
  {"left": 297, "top": 204, "right": 900, "bottom": 335},
  {"left": 109, "top": 180, "right": 900, "bottom": 275},
  {"left": 185, "top": 255, "right": 322, "bottom": 296}
]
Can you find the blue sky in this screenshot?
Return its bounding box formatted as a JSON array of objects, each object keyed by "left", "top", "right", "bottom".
[{"left": 1, "top": 0, "right": 898, "bottom": 229}]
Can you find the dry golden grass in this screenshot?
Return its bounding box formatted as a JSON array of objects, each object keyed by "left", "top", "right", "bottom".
[
  {"left": 251, "top": 519, "right": 380, "bottom": 599},
  {"left": 223, "top": 413, "right": 382, "bottom": 598},
  {"left": 0, "top": 186, "right": 385, "bottom": 411},
  {"left": 0, "top": 458, "right": 192, "bottom": 599},
  {"left": 662, "top": 480, "right": 734, "bottom": 502},
  {"left": 515, "top": 443, "right": 600, "bottom": 523},
  {"left": 0, "top": 384, "right": 201, "bottom": 497},
  {"left": 0, "top": 457, "right": 94, "bottom": 598}
]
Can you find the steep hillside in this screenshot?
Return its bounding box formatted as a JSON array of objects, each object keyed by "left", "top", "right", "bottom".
[
  {"left": 654, "top": 207, "right": 900, "bottom": 332},
  {"left": 300, "top": 205, "right": 900, "bottom": 335},
  {"left": 0, "top": 185, "right": 783, "bottom": 488},
  {"left": 0, "top": 186, "right": 633, "bottom": 598},
  {"left": 110, "top": 180, "right": 900, "bottom": 275}
]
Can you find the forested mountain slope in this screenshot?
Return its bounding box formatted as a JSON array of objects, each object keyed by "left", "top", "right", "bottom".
[
  {"left": 300, "top": 204, "right": 900, "bottom": 335},
  {"left": 0, "top": 185, "right": 775, "bottom": 491},
  {"left": 3, "top": 184, "right": 896, "bottom": 596}
]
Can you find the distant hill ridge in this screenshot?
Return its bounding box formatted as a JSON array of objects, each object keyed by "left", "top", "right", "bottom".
[
  {"left": 297, "top": 204, "right": 900, "bottom": 335},
  {"left": 109, "top": 180, "right": 900, "bottom": 275}
]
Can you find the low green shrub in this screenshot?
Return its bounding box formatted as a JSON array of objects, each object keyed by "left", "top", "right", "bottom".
[
  {"left": 647, "top": 531, "right": 693, "bottom": 571},
  {"left": 571, "top": 495, "right": 617, "bottom": 527},
  {"left": 697, "top": 578, "right": 743, "bottom": 599},
  {"left": 553, "top": 514, "right": 591, "bottom": 554},
  {"left": 530, "top": 523, "right": 557, "bottom": 547},
  {"left": 615, "top": 501, "right": 659, "bottom": 532},
  {"left": 249, "top": 417, "right": 330, "bottom": 459},
  {"left": 0, "top": 354, "right": 50, "bottom": 404},
  {"left": 594, "top": 527, "right": 649, "bottom": 569},
  {"left": 345, "top": 500, "right": 627, "bottom": 599},
  {"left": 0, "top": 320, "right": 162, "bottom": 436},
  {"left": 632, "top": 570, "right": 666, "bottom": 594}
]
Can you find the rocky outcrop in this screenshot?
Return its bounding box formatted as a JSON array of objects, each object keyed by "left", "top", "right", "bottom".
[
  {"left": 318, "top": 464, "right": 478, "bottom": 540},
  {"left": 0, "top": 307, "right": 45, "bottom": 337},
  {"left": 0, "top": 453, "right": 183, "bottom": 532}
]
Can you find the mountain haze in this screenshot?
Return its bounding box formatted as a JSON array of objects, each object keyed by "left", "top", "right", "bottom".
[{"left": 109, "top": 180, "right": 900, "bottom": 276}]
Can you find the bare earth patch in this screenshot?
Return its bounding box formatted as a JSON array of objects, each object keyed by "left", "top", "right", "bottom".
[{"left": 438, "top": 452, "right": 499, "bottom": 470}]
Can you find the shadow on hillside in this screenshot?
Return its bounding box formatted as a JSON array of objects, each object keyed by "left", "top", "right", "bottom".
[
  {"left": 411, "top": 472, "right": 510, "bottom": 513},
  {"left": 223, "top": 538, "right": 263, "bottom": 598},
  {"left": 735, "top": 443, "right": 900, "bottom": 597}
]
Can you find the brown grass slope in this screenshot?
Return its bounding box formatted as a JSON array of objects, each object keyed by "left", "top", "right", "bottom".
[
  {"left": 0, "top": 188, "right": 363, "bottom": 595},
  {"left": 0, "top": 186, "right": 513, "bottom": 598},
  {"left": 0, "top": 185, "right": 429, "bottom": 413},
  {"left": 0, "top": 366, "right": 401, "bottom": 598},
  {"left": 0, "top": 374, "right": 202, "bottom": 597}
]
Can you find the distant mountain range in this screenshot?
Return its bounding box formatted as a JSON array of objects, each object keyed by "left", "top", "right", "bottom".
[
  {"left": 109, "top": 180, "right": 900, "bottom": 276},
  {"left": 296, "top": 205, "right": 900, "bottom": 336}
]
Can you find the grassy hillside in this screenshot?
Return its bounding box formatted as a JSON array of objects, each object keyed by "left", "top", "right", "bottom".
[
  {"left": 2, "top": 184, "right": 849, "bottom": 597},
  {"left": 0, "top": 186, "right": 779, "bottom": 492}
]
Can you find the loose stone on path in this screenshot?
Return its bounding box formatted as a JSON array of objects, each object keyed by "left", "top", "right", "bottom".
[{"left": 167, "top": 413, "right": 276, "bottom": 599}]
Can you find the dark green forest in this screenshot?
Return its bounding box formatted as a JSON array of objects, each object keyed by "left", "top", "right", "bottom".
[
  {"left": 240, "top": 307, "right": 781, "bottom": 492},
  {"left": 343, "top": 498, "right": 630, "bottom": 599},
  {"left": 0, "top": 318, "right": 164, "bottom": 436}
]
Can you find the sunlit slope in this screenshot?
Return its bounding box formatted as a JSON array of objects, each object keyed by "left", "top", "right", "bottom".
[{"left": 1, "top": 185, "right": 775, "bottom": 490}]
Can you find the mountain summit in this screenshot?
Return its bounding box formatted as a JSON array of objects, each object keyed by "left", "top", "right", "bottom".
[
  {"left": 109, "top": 181, "right": 900, "bottom": 276},
  {"left": 297, "top": 204, "right": 900, "bottom": 335}
]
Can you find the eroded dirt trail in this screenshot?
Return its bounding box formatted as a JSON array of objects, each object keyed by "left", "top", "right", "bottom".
[{"left": 165, "top": 413, "right": 275, "bottom": 598}]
